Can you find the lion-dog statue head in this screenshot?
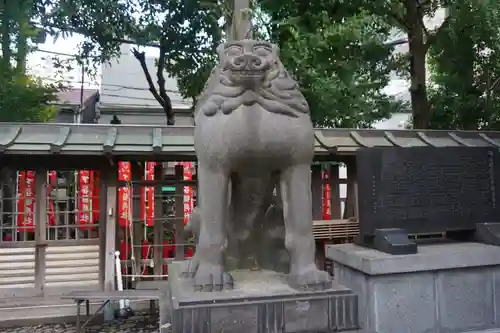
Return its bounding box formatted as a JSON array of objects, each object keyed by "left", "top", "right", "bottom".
[{"left": 195, "top": 40, "right": 310, "bottom": 119}]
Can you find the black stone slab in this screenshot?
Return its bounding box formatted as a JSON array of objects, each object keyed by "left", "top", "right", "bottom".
[
  {"left": 356, "top": 147, "right": 500, "bottom": 239},
  {"left": 165, "top": 261, "right": 359, "bottom": 333}
]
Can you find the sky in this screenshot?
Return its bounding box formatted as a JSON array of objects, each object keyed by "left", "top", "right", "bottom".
[
  {"left": 26, "top": 33, "right": 160, "bottom": 90},
  {"left": 27, "top": 34, "right": 93, "bottom": 87}
]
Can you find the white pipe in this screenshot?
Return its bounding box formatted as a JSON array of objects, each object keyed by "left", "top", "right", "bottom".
[{"left": 115, "top": 251, "right": 125, "bottom": 310}]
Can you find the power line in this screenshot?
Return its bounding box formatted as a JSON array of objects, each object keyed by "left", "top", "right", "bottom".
[
  {"left": 34, "top": 48, "right": 89, "bottom": 58},
  {"left": 100, "top": 93, "right": 171, "bottom": 101},
  {"left": 99, "top": 102, "right": 191, "bottom": 109},
  {"left": 102, "top": 84, "right": 179, "bottom": 93},
  {"left": 33, "top": 46, "right": 157, "bottom": 59},
  {"left": 40, "top": 76, "right": 182, "bottom": 94}
]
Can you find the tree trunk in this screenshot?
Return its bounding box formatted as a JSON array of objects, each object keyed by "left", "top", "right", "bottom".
[
  {"left": 16, "top": 1, "right": 30, "bottom": 74},
  {"left": 1, "top": 0, "right": 12, "bottom": 71},
  {"left": 405, "top": 0, "right": 431, "bottom": 129},
  {"left": 408, "top": 41, "right": 430, "bottom": 129},
  {"left": 164, "top": 101, "right": 174, "bottom": 126},
  {"left": 455, "top": 6, "right": 480, "bottom": 130},
  {"left": 461, "top": 37, "right": 479, "bottom": 130}
]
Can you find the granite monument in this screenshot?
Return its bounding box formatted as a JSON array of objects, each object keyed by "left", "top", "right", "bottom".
[{"left": 355, "top": 146, "right": 500, "bottom": 254}]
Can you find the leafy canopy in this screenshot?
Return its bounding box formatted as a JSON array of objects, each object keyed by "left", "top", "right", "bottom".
[
  {"left": 0, "top": 63, "right": 59, "bottom": 122},
  {"left": 428, "top": 0, "right": 500, "bottom": 130},
  {"left": 1, "top": 0, "right": 61, "bottom": 122},
  {"left": 259, "top": 0, "right": 405, "bottom": 127},
  {"left": 41, "top": 0, "right": 223, "bottom": 104}
]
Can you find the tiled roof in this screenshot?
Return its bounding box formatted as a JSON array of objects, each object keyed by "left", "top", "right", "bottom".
[
  {"left": 314, "top": 128, "right": 500, "bottom": 153},
  {"left": 0, "top": 123, "right": 498, "bottom": 157}
]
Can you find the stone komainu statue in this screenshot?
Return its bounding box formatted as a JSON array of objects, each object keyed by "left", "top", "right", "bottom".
[{"left": 187, "top": 39, "right": 331, "bottom": 291}]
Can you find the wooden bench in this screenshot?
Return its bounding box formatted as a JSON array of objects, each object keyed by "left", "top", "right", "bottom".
[{"left": 61, "top": 290, "right": 160, "bottom": 333}]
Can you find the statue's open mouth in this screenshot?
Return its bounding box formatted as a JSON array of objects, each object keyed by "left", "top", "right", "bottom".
[
  {"left": 230, "top": 70, "right": 266, "bottom": 85},
  {"left": 237, "top": 70, "right": 262, "bottom": 76}
]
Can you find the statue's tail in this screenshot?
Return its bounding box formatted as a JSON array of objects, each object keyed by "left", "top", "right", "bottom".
[{"left": 185, "top": 207, "right": 201, "bottom": 239}]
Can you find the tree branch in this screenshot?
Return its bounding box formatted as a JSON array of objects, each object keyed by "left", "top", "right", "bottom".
[
  {"left": 131, "top": 48, "right": 165, "bottom": 107},
  {"left": 386, "top": 1, "right": 410, "bottom": 31},
  {"left": 31, "top": 21, "right": 163, "bottom": 49},
  {"left": 156, "top": 40, "right": 174, "bottom": 125},
  {"left": 389, "top": 12, "right": 410, "bottom": 31},
  {"left": 491, "top": 77, "right": 500, "bottom": 91},
  {"left": 416, "top": 1, "right": 429, "bottom": 38},
  {"left": 423, "top": 13, "right": 451, "bottom": 52}
]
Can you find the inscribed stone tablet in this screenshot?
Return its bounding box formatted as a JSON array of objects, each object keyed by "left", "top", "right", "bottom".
[{"left": 356, "top": 147, "right": 500, "bottom": 236}]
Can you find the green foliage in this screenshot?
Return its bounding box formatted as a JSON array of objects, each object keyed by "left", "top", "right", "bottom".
[
  {"left": 351, "top": 0, "right": 454, "bottom": 129},
  {"left": 259, "top": 0, "right": 405, "bottom": 127},
  {"left": 428, "top": 0, "right": 500, "bottom": 130},
  {"left": 41, "top": 0, "right": 223, "bottom": 107},
  {"left": 38, "top": 0, "right": 500, "bottom": 130},
  {"left": 0, "top": 65, "right": 59, "bottom": 122},
  {"left": 40, "top": 0, "right": 410, "bottom": 127},
  {"left": 0, "top": 0, "right": 62, "bottom": 122}
]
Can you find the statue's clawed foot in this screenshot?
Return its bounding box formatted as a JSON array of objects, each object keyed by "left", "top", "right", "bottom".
[
  {"left": 288, "top": 264, "right": 332, "bottom": 291},
  {"left": 194, "top": 263, "right": 234, "bottom": 292}
]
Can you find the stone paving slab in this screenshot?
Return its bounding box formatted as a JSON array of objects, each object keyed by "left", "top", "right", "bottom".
[
  {"left": 0, "top": 314, "right": 167, "bottom": 333},
  {"left": 0, "top": 312, "right": 359, "bottom": 333}
]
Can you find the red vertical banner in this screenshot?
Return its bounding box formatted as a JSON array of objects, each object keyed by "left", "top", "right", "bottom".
[
  {"left": 140, "top": 167, "right": 146, "bottom": 227},
  {"left": 47, "top": 171, "right": 57, "bottom": 226},
  {"left": 145, "top": 162, "right": 155, "bottom": 226},
  {"left": 17, "top": 171, "right": 36, "bottom": 232},
  {"left": 322, "top": 167, "right": 332, "bottom": 220},
  {"left": 141, "top": 162, "right": 155, "bottom": 227},
  {"left": 118, "top": 162, "right": 131, "bottom": 228},
  {"left": 182, "top": 162, "right": 193, "bottom": 225},
  {"left": 88, "top": 172, "right": 95, "bottom": 224},
  {"left": 78, "top": 170, "right": 93, "bottom": 229},
  {"left": 92, "top": 172, "right": 100, "bottom": 223},
  {"left": 17, "top": 171, "right": 26, "bottom": 231}
]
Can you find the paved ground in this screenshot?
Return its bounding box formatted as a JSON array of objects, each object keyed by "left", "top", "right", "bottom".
[{"left": 0, "top": 313, "right": 165, "bottom": 333}]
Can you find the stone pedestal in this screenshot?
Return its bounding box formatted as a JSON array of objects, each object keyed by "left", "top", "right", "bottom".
[
  {"left": 326, "top": 242, "right": 500, "bottom": 333},
  {"left": 164, "top": 261, "right": 359, "bottom": 333}
]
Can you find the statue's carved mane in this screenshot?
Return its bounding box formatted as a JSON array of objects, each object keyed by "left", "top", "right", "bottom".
[{"left": 195, "top": 41, "right": 309, "bottom": 119}]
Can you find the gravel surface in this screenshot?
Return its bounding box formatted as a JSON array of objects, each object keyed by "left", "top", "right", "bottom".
[{"left": 0, "top": 313, "right": 166, "bottom": 333}]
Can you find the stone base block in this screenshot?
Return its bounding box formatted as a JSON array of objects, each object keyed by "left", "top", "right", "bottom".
[
  {"left": 326, "top": 242, "right": 500, "bottom": 333},
  {"left": 164, "top": 261, "right": 359, "bottom": 333}
]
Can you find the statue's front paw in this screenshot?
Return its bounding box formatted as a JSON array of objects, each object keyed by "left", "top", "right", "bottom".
[
  {"left": 194, "top": 263, "right": 234, "bottom": 292},
  {"left": 288, "top": 264, "right": 332, "bottom": 291}
]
